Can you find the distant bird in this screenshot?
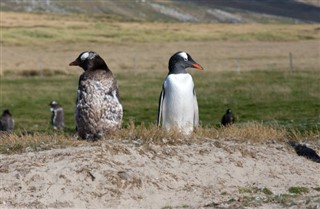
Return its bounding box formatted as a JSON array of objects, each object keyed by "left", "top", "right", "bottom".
[
  {"left": 288, "top": 141, "right": 320, "bottom": 163},
  {"left": 49, "top": 101, "right": 65, "bottom": 130},
  {"left": 0, "top": 109, "right": 14, "bottom": 131},
  {"left": 221, "top": 108, "right": 235, "bottom": 127},
  {"left": 69, "top": 51, "right": 123, "bottom": 140},
  {"left": 157, "top": 51, "right": 204, "bottom": 134}
]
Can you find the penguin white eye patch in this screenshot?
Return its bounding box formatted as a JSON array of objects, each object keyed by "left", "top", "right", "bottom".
[
  {"left": 178, "top": 52, "right": 188, "bottom": 61},
  {"left": 80, "top": 52, "right": 96, "bottom": 61}
]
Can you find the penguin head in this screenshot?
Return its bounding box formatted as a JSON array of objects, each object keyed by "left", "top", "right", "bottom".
[
  {"left": 69, "top": 51, "right": 108, "bottom": 71},
  {"left": 49, "top": 101, "right": 60, "bottom": 112},
  {"left": 168, "top": 51, "right": 204, "bottom": 74},
  {"left": 226, "top": 108, "right": 232, "bottom": 114},
  {"left": 2, "top": 109, "right": 11, "bottom": 116}
]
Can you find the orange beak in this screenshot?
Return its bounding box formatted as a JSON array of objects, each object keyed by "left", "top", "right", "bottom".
[{"left": 193, "top": 63, "right": 204, "bottom": 70}]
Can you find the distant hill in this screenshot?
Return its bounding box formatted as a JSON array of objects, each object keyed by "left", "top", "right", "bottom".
[{"left": 1, "top": 0, "right": 320, "bottom": 23}]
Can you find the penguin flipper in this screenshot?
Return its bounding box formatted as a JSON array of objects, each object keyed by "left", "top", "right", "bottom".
[
  {"left": 193, "top": 88, "right": 199, "bottom": 127},
  {"left": 157, "top": 87, "right": 165, "bottom": 127}
]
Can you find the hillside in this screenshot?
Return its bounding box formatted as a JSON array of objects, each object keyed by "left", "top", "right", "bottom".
[{"left": 1, "top": 0, "right": 320, "bottom": 23}]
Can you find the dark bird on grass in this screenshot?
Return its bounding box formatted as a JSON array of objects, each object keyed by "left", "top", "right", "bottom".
[
  {"left": 221, "top": 108, "right": 235, "bottom": 127},
  {"left": 69, "top": 51, "right": 123, "bottom": 140},
  {"left": 157, "top": 51, "right": 204, "bottom": 135},
  {"left": 0, "top": 109, "right": 14, "bottom": 131},
  {"left": 288, "top": 141, "right": 320, "bottom": 163},
  {"left": 49, "top": 100, "right": 65, "bottom": 130}
]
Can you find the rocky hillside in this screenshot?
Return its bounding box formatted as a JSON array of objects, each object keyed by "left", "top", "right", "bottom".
[{"left": 1, "top": 0, "right": 320, "bottom": 23}]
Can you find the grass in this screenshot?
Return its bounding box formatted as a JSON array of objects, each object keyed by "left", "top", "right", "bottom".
[
  {"left": 1, "top": 70, "right": 319, "bottom": 134},
  {"left": 0, "top": 69, "right": 319, "bottom": 154},
  {"left": 288, "top": 187, "right": 310, "bottom": 194},
  {"left": 2, "top": 12, "right": 320, "bottom": 46},
  {"left": 1, "top": 12, "right": 319, "bottom": 154},
  {"left": 206, "top": 186, "right": 320, "bottom": 208}
]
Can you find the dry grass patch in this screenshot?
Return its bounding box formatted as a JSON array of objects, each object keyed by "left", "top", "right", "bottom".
[
  {"left": 111, "top": 122, "right": 294, "bottom": 145},
  {"left": 217, "top": 122, "right": 288, "bottom": 143},
  {"left": 111, "top": 122, "right": 191, "bottom": 145},
  {"left": 0, "top": 123, "right": 317, "bottom": 155},
  {"left": 0, "top": 132, "right": 84, "bottom": 154}
]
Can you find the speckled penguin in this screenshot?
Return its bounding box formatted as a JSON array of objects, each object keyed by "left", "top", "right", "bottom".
[{"left": 69, "top": 51, "right": 123, "bottom": 140}]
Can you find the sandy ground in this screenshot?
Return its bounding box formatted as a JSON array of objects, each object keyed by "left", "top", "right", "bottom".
[{"left": 0, "top": 139, "right": 319, "bottom": 209}]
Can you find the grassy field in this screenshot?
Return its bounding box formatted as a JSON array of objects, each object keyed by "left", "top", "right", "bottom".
[
  {"left": 1, "top": 69, "right": 319, "bottom": 133},
  {"left": 1, "top": 12, "right": 319, "bottom": 148},
  {"left": 2, "top": 12, "right": 320, "bottom": 46}
]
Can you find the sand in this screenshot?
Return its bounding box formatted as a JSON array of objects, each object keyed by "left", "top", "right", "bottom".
[{"left": 1, "top": 139, "right": 319, "bottom": 209}]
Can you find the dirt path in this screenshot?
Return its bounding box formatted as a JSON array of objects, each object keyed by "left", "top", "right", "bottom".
[{"left": 1, "top": 139, "right": 319, "bottom": 209}]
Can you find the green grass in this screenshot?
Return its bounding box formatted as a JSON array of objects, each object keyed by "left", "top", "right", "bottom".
[
  {"left": 288, "top": 187, "right": 310, "bottom": 194},
  {"left": 2, "top": 12, "right": 320, "bottom": 46},
  {"left": 1, "top": 69, "right": 319, "bottom": 135}
]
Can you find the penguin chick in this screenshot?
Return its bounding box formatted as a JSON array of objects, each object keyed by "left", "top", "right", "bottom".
[
  {"left": 49, "top": 101, "right": 65, "bottom": 130},
  {"left": 69, "top": 51, "right": 123, "bottom": 140},
  {"left": 221, "top": 108, "right": 235, "bottom": 127},
  {"left": 0, "top": 109, "right": 14, "bottom": 131}
]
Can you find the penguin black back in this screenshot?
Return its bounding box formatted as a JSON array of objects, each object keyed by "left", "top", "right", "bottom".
[
  {"left": 288, "top": 141, "right": 320, "bottom": 163},
  {"left": 0, "top": 109, "right": 14, "bottom": 131},
  {"left": 221, "top": 108, "right": 235, "bottom": 127}
]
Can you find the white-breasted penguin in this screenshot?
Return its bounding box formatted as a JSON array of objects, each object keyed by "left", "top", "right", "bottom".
[
  {"left": 69, "top": 51, "right": 123, "bottom": 140},
  {"left": 0, "top": 109, "right": 14, "bottom": 131},
  {"left": 157, "top": 51, "right": 204, "bottom": 134},
  {"left": 49, "top": 101, "right": 65, "bottom": 130}
]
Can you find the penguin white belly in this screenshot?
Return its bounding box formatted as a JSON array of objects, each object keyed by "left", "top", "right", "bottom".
[{"left": 163, "top": 74, "right": 196, "bottom": 134}]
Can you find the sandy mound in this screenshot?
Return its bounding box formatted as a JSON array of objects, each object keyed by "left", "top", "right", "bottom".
[{"left": 1, "top": 139, "right": 319, "bottom": 209}]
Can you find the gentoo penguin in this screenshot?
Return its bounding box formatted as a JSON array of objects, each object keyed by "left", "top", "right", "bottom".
[
  {"left": 49, "top": 101, "right": 65, "bottom": 130},
  {"left": 221, "top": 108, "right": 235, "bottom": 127},
  {"left": 157, "top": 51, "right": 204, "bottom": 134},
  {"left": 0, "top": 109, "right": 14, "bottom": 131},
  {"left": 69, "top": 51, "right": 123, "bottom": 140},
  {"left": 288, "top": 141, "right": 320, "bottom": 163}
]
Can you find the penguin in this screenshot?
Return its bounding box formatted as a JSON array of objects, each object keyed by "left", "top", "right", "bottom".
[
  {"left": 157, "top": 51, "right": 204, "bottom": 134},
  {"left": 288, "top": 141, "right": 320, "bottom": 163},
  {"left": 69, "top": 51, "right": 123, "bottom": 140},
  {"left": 0, "top": 109, "right": 14, "bottom": 131},
  {"left": 221, "top": 108, "right": 235, "bottom": 127},
  {"left": 49, "top": 101, "right": 65, "bottom": 130}
]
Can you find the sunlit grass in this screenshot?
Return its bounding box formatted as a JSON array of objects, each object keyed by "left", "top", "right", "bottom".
[
  {"left": 1, "top": 69, "right": 319, "bottom": 135},
  {"left": 1, "top": 12, "right": 319, "bottom": 154},
  {"left": 2, "top": 12, "right": 320, "bottom": 46}
]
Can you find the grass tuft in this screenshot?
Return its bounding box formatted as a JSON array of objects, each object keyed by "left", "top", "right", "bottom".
[
  {"left": 0, "top": 132, "right": 84, "bottom": 154},
  {"left": 288, "top": 187, "right": 309, "bottom": 194},
  {"left": 262, "top": 187, "right": 273, "bottom": 195},
  {"left": 0, "top": 121, "right": 298, "bottom": 154},
  {"left": 195, "top": 122, "right": 287, "bottom": 142},
  {"left": 110, "top": 122, "right": 191, "bottom": 145}
]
